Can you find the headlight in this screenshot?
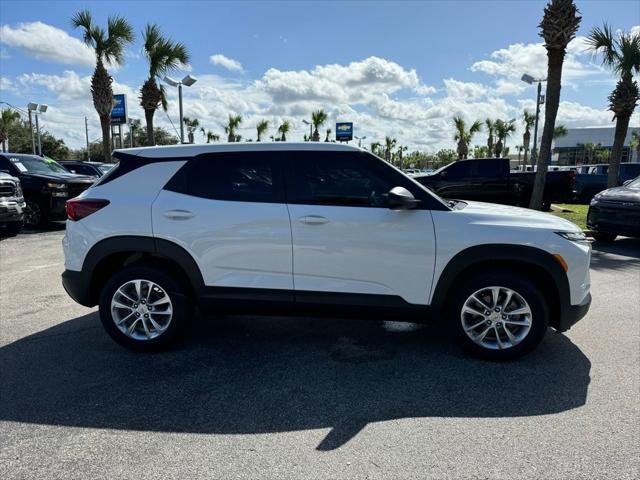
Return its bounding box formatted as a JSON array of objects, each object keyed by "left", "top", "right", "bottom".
[
  {"left": 46, "top": 182, "right": 67, "bottom": 190},
  {"left": 556, "top": 231, "right": 588, "bottom": 243}
]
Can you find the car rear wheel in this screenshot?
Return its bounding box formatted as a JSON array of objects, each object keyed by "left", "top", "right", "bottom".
[
  {"left": 449, "top": 271, "right": 548, "bottom": 360},
  {"left": 592, "top": 231, "right": 616, "bottom": 243},
  {"left": 99, "top": 265, "right": 193, "bottom": 351}
]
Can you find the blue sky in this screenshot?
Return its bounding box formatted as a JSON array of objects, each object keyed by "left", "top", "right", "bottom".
[{"left": 1, "top": 0, "right": 639, "bottom": 150}]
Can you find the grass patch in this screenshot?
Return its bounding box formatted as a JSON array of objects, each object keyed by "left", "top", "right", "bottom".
[{"left": 551, "top": 203, "right": 589, "bottom": 230}]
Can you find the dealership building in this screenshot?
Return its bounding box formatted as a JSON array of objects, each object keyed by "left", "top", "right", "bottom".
[{"left": 552, "top": 126, "right": 639, "bottom": 165}]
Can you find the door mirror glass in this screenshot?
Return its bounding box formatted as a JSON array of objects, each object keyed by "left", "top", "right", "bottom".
[{"left": 387, "top": 186, "right": 420, "bottom": 209}]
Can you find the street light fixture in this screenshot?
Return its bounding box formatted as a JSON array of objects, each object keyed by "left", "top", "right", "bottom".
[
  {"left": 27, "top": 102, "right": 48, "bottom": 156},
  {"left": 354, "top": 135, "right": 367, "bottom": 148},
  {"left": 521, "top": 73, "right": 546, "bottom": 166},
  {"left": 302, "top": 119, "right": 312, "bottom": 140},
  {"left": 163, "top": 74, "right": 198, "bottom": 144}
]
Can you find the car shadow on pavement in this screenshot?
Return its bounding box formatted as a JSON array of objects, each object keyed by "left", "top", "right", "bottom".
[
  {"left": 0, "top": 312, "right": 591, "bottom": 451},
  {"left": 590, "top": 237, "right": 640, "bottom": 271}
]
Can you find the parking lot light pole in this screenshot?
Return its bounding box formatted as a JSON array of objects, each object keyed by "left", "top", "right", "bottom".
[
  {"left": 355, "top": 135, "right": 367, "bottom": 148},
  {"left": 163, "top": 75, "right": 198, "bottom": 144},
  {"left": 28, "top": 103, "right": 48, "bottom": 156},
  {"left": 302, "top": 119, "right": 312, "bottom": 140},
  {"left": 521, "top": 73, "right": 546, "bottom": 167}
]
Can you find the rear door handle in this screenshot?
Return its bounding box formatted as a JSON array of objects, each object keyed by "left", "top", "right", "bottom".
[
  {"left": 299, "top": 215, "right": 329, "bottom": 225},
  {"left": 163, "top": 209, "right": 194, "bottom": 220}
]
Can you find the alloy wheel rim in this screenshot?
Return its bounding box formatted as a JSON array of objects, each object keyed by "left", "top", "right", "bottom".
[
  {"left": 111, "top": 279, "right": 173, "bottom": 341},
  {"left": 460, "top": 286, "right": 532, "bottom": 350},
  {"left": 24, "top": 202, "right": 41, "bottom": 226}
]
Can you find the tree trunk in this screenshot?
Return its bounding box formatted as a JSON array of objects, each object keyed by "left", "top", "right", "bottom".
[
  {"left": 145, "top": 109, "right": 155, "bottom": 146},
  {"left": 495, "top": 140, "right": 503, "bottom": 158},
  {"left": 100, "top": 115, "right": 112, "bottom": 162},
  {"left": 523, "top": 130, "right": 530, "bottom": 164},
  {"left": 608, "top": 113, "right": 631, "bottom": 188},
  {"left": 530, "top": 49, "right": 564, "bottom": 210}
]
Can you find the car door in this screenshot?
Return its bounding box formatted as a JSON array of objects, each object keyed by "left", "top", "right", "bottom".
[
  {"left": 285, "top": 150, "right": 436, "bottom": 306},
  {"left": 152, "top": 151, "right": 293, "bottom": 295}
]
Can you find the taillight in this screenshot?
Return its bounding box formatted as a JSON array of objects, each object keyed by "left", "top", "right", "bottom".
[{"left": 65, "top": 198, "right": 110, "bottom": 221}]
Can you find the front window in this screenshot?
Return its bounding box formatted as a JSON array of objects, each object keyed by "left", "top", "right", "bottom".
[{"left": 626, "top": 177, "right": 640, "bottom": 190}]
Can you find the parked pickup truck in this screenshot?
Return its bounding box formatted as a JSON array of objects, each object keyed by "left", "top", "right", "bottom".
[
  {"left": 573, "top": 162, "right": 640, "bottom": 203},
  {"left": 413, "top": 158, "right": 575, "bottom": 209}
]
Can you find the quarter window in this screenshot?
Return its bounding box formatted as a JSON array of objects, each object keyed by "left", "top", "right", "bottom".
[{"left": 166, "top": 152, "right": 283, "bottom": 203}]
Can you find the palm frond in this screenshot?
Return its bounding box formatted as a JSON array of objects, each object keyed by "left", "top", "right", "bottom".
[
  {"left": 586, "top": 23, "right": 618, "bottom": 67},
  {"left": 71, "top": 10, "right": 94, "bottom": 45}
]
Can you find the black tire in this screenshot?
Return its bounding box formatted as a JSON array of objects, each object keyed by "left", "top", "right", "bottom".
[
  {"left": 592, "top": 231, "right": 616, "bottom": 243},
  {"left": 23, "top": 200, "right": 46, "bottom": 229},
  {"left": 99, "top": 265, "right": 193, "bottom": 352},
  {"left": 1, "top": 222, "right": 23, "bottom": 236},
  {"left": 448, "top": 271, "right": 549, "bottom": 361}
]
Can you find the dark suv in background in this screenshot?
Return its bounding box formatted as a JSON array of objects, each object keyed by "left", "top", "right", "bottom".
[
  {"left": 59, "top": 161, "right": 113, "bottom": 178},
  {"left": 0, "top": 153, "right": 95, "bottom": 228}
]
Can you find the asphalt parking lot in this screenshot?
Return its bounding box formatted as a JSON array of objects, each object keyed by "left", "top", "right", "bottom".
[{"left": 1, "top": 225, "right": 639, "bottom": 480}]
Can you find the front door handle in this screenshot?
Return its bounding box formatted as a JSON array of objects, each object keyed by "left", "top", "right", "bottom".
[
  {"left": 299, "top": 215, "right": 329, "bottom": 225},
  {"left": 163, "top": 209, "right": 194, "bottom": 220}
]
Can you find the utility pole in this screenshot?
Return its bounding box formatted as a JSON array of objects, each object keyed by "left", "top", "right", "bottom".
[
  {"left": 531, "top": 80, "right": 542, "bottom": 167},
  {"left": 28, "top": 110, "right": 36, "bottom": 154},
  {"left": 35, "top": 114, "right": 42, "bottom": 156},
  {"left": 85, "top": 117, "right": 90, "bottom": 161},
  {"left": 178, "top": 84, "right": 184, "bottom": 144}
]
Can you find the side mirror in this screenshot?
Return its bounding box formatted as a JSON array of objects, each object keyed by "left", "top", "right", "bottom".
[{"left": 387, "top": 186, "right": 420, "bottom": 210}]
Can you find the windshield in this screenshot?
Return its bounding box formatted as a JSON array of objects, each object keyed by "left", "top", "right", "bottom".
[
  {"left": 432, "top": 162, "right": 454, "bottom": 175},
  {"left": 98, "top": 164, "right": 114, "bottom": 174},
  {"left": 626, "top": 176, "right": 640, "bottom": 190},
  {"left": 9, "top": 156, "right": 68, "bottom": 174}
]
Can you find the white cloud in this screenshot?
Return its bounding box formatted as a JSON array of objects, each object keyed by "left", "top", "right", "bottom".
[
  {"left": 470, "top": 36, "right": 604, "bottom": 85},
  {"left": 443, "top": 78, "right": 487, "bottom": 100},
  {"left": 0, "top": 21, "right": 95, "bottom": 66},
  {"left": 209, "top": 54, "right": 243, "bottom": 72},
  {"left": 0, "top": 76, "right": 15, "bottom": 92}
]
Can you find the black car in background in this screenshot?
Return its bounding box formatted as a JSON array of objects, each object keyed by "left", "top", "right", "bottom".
[
  {"left": 413, "top": 158, "right": 575, "bottom": 209},
  {"left": 587, "top": 176, "right": 640, "bottom": 242},
  {"left": 59, "top": 161, "right": 114, "bottom": 178},
  {"left": 0, "top": 154, "right": 95, "bottom": 228},
  {"left": 0, "top": 171, "right": 26, "bottom": 236}
]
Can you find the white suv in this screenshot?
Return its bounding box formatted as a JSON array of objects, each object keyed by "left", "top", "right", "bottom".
[{"left": 62, "top": 143, "right": 591, "bottom": 360}]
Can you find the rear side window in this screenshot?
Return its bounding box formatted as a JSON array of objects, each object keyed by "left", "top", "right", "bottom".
[{"left": 165, "top": 152, "right": 284, "bottom": 203}]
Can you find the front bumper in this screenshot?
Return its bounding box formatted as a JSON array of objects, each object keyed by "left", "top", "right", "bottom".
[
  {"left": 588, "top": 203, "right": 640, "bottom": 238},
  {"left": 557, "top": 292, "right": 591, "bottom": 332},
  {"left": 62, "top": 269, "right": 94, "bottom": 307},
  {"left": 0, "top": 200, "right": 25, "bottom": 225}
]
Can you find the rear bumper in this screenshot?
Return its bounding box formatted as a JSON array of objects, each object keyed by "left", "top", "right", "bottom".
[
  {"left": 61, "top": 269, "right": 95, "bottom": 307},
  {"left": 557, "top": 292, "right": 591, "bottom": 332}
]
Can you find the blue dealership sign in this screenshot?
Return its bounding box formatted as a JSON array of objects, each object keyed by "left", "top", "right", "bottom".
[
  {"left": 335, "top": 122, "right": 353, "bottom": 142},
  {"left": 111, "top": 94, "right": 127, "bottom": 125}
]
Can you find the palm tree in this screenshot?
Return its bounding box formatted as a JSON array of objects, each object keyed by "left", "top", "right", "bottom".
[
  {"left": 139, "top": 24, "right": 189, "bottom": 146},
  {"left": 522, "top": 110, "right": 536, "bottom": 165},
  {"left": 225, "top": 114, "right": 242, "bottom": 142},
  {"left": 183, "top": 117, "right": 199, "bottom": 143},
  {"left": 473, "top": 145, "right": 489, "bottom": 158},
  {"left": 515, "top": 145, "right": 525, "bottom": 164},
  {"left": 278, "top": 120, "right": 290, "bottom": 141},
  {"left": 553, "top": 125, "right": 568, "bottom": 139},
  {"left": 529, "top": 0, "right": 581, "bottom": 210},
  {"left": 203, "top": 130, "right": 219, "bottom": 143},
  {"left": 0, "top": 109, "right": 21, "bottom": 152},
  {"left": 256, "top": 120, "right": 268, "bottom": 142},
  {"left": 485, "top": 119, "right": 496, "bottom": 157},
  {"left": 311, "top": 110, "right": 328, "bottom": 141},
  {"left": 384, "top": 136, "right": 396, "bottom": 163},
  {"left": 325, "top": 128, "right": 332, "bottom": 142},
  {"left": 587, "top": 24, "right": 640, "bottom": 187},
  {"left": 370, "top": 141, "right": 382, "bottom": 157},
  {"left": 494, "top": 119, "right": 516, "bottom": 158},
  {"left": 453, "top": 117, "right": 482, "bottom": 160},
  {"left": 71, "top": 10, "right": 135, "bottom": 162}
]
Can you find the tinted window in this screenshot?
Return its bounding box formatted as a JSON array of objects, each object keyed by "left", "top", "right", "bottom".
[
  {"left": 443, "top": 161, "right": 472, "bottom": 177},
  {"left": 287, "top": 151, "right": 396, "bottom": 207},
  {"left": 623, "top": 164, "right": 640, "bottom": 177},
  {"left": 0, "top": 157, "right": 15, "bottom": 174},
  {"left": 166, "top": 152, "right": 283, "bottom": 203}
]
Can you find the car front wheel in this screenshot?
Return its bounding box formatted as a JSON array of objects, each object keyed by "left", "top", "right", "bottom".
[
  {"left": 99, "top": 265, "right": 193, "bottom": 351},
  {"left": 449, "top": 271, "right": 548, "bottom": 360}
]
